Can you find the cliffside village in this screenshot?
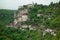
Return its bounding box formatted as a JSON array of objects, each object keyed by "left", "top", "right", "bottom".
[{"left": 7, "top": 4, "right": 56, "bottom": 36}]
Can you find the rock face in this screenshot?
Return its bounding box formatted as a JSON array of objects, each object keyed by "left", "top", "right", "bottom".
[
  {"left": 7, "top": 4, "right": 40, "bottom": 30},
  {"left": 7, "top": 4, "right": 34, "bottom": 29},
  {"left": 14, "top": 8, "right": 29, "bottom": 27}
]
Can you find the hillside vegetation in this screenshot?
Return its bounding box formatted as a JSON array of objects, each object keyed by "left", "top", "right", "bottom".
[
  {"left": 0, "top": 2, "right": 60, "bottom": 40},
  {"left": 0, "top": 9, "right": 16, "bottom": 25}
]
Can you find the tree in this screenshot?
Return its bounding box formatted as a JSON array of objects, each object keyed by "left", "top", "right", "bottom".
[{"left": 50, "top": 16, "right": 60, "bottom": 28}]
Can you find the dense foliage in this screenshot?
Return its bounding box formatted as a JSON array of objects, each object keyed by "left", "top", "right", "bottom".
[
  {"left": 25, "top": 2, "right": 60, "bottom": 29},
  {"left": 0, "top": 26, "right": 42, "bottom": 40},
  {"left": 0, "top": 2, "right": 60, "bottom": 40},
  {"left": 0, "top": 9, "right": 16, "bottom": 25}
]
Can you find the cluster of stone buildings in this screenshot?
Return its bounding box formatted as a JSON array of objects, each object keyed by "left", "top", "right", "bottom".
[
  {"left": 43, "top": 28, "right": 56, "bottom": 37},
  {"left": 7, "top": 4, "right": 56, "bottom": 36},
  {"left": 7, "top": 4, "right": 53, "bottom": 30},
  {"left": 7, "top": 4, "right": 39, "bottom": 30}
]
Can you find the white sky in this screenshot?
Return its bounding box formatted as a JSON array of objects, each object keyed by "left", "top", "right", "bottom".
[{"left": 0, "top": 0, "right": 60, "bottom": 10}]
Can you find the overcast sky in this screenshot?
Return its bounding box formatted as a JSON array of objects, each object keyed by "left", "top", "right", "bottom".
[{"left": 0, "top": 0, "right": 60, "bottom": 10}]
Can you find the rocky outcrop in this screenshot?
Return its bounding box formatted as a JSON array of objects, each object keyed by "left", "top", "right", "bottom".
[{"left": 7, "top": 4, "right": 35, "bottom": 29}]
